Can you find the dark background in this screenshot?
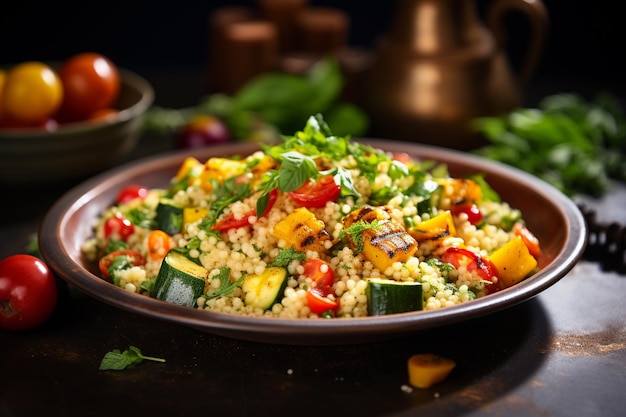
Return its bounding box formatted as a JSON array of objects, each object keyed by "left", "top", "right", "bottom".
[{"left": 1, "top": 0, "right": 624, "bottom": 107}]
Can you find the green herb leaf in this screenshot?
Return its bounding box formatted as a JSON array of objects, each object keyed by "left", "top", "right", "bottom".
[{"left": 99, "top": 346, "right": 165, "bottom": 371}]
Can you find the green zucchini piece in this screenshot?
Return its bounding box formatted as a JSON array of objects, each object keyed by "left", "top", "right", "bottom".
[
  {"left": 152, "top": 250, "right": 207, "bottom": 307},
  {"left": 366, "top": 278, "right": 423, "bottom": 316},
  {"left": 154, "top": 199, "right": 183, "bottom": 235},
  {"left": 242, "top": 267, "right": 288, "bottom": 310}
]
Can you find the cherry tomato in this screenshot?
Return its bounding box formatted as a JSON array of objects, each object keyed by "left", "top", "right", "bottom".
[
  {"left": 175, "top": 115, "right": 230, "bottom": 149},
  {"left": 147, "top": 230, "right": 174, "bottom": 260},
  {"left": 98, "top": 250, "right": 146, "bottom": 279},
  {"left": 0, "top": 254, "right": 58, "bottom": 331},
  {"left": 288, "top": 175, "right": 341, "bottom": 208},
  {"left": 514, "top": 222, "right": 541, "bottom": 258},
  {"left": 58, "top": 52, "right": 120, "bottom": 121},
  {"left": 2, "top": 61, "right": 63, "bottom": 125},
  {"left": 451, "top": 203, "right": 483, "bottom": 225},
  {"left": 441, "top": 247, "right": 499, "bottom": 293},
  {"left": 116, "top": 184, "right": 149, "bottom": 204},
  {"left": 212, "top": 189, "right": 278, "bottom": 232},
  {"left": 302, "top": 258, "right": 334, "bottom": 287},
  {"left": 103, "top": 213, "right": 135, "bottom": 241},
  {"left": 393, "top": 152, "right": 411, "bottom": 164},
  {"left": 88, "top": 107, "right": 119, "bottom": 123},
  {"left": 306, "top": 287, "right": 339, "bottom": 316}
]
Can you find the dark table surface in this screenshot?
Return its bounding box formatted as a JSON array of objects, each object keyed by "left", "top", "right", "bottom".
[{"left": 1, "top": 70, "right": 625, "bottom": 417}]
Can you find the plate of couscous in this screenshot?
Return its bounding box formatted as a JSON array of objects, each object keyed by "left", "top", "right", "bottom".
[{"left": 39, "top": 115, "right": 587, "bottom": 345}]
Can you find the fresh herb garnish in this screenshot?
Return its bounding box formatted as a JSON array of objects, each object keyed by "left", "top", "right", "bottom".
[
  {"left": 270, "top": 247, "right": 307, "bottom": 267},
  {"left": 339, "top": 219, "right": 388, "bottom": 254},
  {"left": 206, "top": 266, "right": 244, "bottom": 299},
  {"left": 99, "top": 346, "right": 165, "bottom": 371}
]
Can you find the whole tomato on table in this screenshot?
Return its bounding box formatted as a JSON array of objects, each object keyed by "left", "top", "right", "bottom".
[{"left": 0, "top": 254, "right": 58, "bottom": 331}]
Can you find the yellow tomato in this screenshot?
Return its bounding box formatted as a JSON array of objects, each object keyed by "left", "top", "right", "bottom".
[{"left": 2, "top": 62, "right": 63, "bottom": 124}]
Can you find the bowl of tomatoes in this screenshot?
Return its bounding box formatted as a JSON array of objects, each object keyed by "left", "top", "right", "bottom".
[{"left": 0, "top": 52, "right": 154, "bottom": 185}]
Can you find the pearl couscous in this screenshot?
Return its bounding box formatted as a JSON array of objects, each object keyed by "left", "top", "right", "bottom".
[{"left": 82, "top": 115, "right": 541, "bottom": 319}]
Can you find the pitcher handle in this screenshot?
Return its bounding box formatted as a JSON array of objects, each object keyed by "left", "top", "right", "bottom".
[{"left": 487, "top": 0, "right": 549, "bottom": 85}]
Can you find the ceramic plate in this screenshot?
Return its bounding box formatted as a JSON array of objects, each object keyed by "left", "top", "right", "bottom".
[{"left": 39, "top": 140, "right": 587, "bottom": 345}]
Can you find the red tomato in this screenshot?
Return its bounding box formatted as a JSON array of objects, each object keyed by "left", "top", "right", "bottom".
[
  {"left": 88, "top": 107, "right": 119, "bottom": 122},
  {"left": 514, "top": 222, "right": 541, "bottom": 258},
  {"left": 58, "top": 52, "right": 120, "bottom": 121},
  {"left": 211, "top": 189, "right": 278, "bottom": 232},
  {"left": 116, "top": 184, "right": 149, "bottom": 204},
  {"left": 441, "top": 247, "right": 499, "bottom": 293},
  {"left": 393, "top": 152, "right": 411, "bottom": 164},
  {"left": 0, "top": 254, "right": 58, "bottom": 331},
  {"left": 98, "top": 249, "right": 146, "bottom": 279},
  {"left": 302, "top": 258, "right": 334, "bottom": 287},
  {"left": 451, "top": 203, "right": 483, "bottom": 225},
  {"left": 306, "top": 287, "right": 339, "bottom": 316},
  {"left": 103, "top": 213, "right": 135, "bottom": 241},
  {"left": 288, "top": 175, "right": 341, "bottom": 208}
]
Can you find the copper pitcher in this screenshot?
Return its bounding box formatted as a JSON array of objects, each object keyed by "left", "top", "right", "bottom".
[{"left": 363, "top": 0, "right": 548, "bottom": 149}]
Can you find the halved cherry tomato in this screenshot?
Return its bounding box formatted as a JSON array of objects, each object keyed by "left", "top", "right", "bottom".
[
  {"left": 287, "top": 175, "right": 341, "bottom": 208},
  {"left": 103, "top": 213, "right": 135, "bottom": 241},
  {"left": 306, "top": 287, "right": 339, "bottom": 316},
  {"left": 451, "top": 203, "right": 483, "bottom": 225},
  {"left": 98, "top": 249, "right": 146, "bottom": 279},
  {"left": 147, "top": 230, "right": 174, "bottom": 260},
  {"left": 0, "top": 254, "right": 58, "bottom": 331},
  {"left": 211, "top": 189, "right": 278, "bottom": 232},
  {"left": 514, "top": 222, "right": 541, "bottom": 258},
  {"left": 441, "top": 247, "right": 499, "bottom": 293},
  {"left": 116, "top": 184, "right": 149, "bottom": 204},
  {"left": 302, "top": 258, "right": 334, "bottom": 287}
]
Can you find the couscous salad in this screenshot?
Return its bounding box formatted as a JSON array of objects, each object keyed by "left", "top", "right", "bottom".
[{"left": 82, "top": 114, "right": 541, "bottom": 319}]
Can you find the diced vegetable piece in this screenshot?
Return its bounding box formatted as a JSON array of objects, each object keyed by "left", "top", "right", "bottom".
[
  {"left": 152, "top": 251, "right": 208, "bottom": 307},
  {"left": 183, "top": 207, "right": 209, "bottom": 226},
  {"left": 242, "top": 267, "right": 288, "bottom": 310},
  {"left": 272, "top": 207, "right": 331, "bottom": 253},
  {"left": 489, "top": 236, "right": 537, "bottom": 288},
  {"left": 154, "top": 199, "right": 183, "bottom": 235},
  {"left": 366, "top": 278, "right": 423, "bottom": 316},
  {"left": 147, "top": 230, "right": 174, "bottom": 261},
  {"left": 408, "top": 210, "right": 456, "bottom": 241},
  {"left": 175, "top": 157, "right": 205, "bottom": 182},
  {"left": 436, "top": 178, "right": 483, "bottom": 210},
  {"left": 343, "top": 206, "right": 417, "bottom": 271},
  {"left": 407, "top": 353, "right": 456, "bottom": 388},
  {"left": 200, "top": 157, "right": 247, "bottom": 192}
]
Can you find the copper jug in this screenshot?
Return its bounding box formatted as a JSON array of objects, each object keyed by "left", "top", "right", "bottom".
[{"left": 363, "top": 0, "right": 548, "bottom": 149}]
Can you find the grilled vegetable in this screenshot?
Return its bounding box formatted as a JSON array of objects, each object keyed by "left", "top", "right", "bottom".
[
  {"left": 408, "top": 210, "right": 456, "bottom": 242},
  {"left": 272, "top": 207, "right": 331, "bottom": 253},
  {"left": 366, "top": 278, "right": 423, "bottom": 316},
  {"left": 242, "top": 266, "right": 288, "bottom": 310},
  {"left": 343, "top": 205, "right": 418, "bottom": 271},
  {"left": 407, "top": 353, "right": 456, "bottom": 388},
  {"left": 152, "top": 250, "right": 208, "bottom": 307},
  {"left": 183, "top": 207, "right": 209, "bottom": 226},
  {"left": 489, "top": 236, "right": 537, "bottom": 288}
]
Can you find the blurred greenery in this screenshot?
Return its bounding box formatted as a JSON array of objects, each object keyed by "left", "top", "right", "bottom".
[{"left": 473, "top": 92, "right": 626, "bottom": 197}]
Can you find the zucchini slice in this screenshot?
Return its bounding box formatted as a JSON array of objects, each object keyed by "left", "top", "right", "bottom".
[
  {"left": 152, "top": 250, "right": 207, "bottom": 307},
  {"left": 366, "top": 278, "right": 423, "bottom": 316},
  {"left": 242, "top": 267, "right": 288, "bottom": 310},
  {"left": 154, "top": 199, "right": 183, "bottom": 235}
]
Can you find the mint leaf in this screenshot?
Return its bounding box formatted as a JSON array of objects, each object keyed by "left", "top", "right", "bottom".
[{"left": 99, "top": 346, "right": 165, "bottom": 371}]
